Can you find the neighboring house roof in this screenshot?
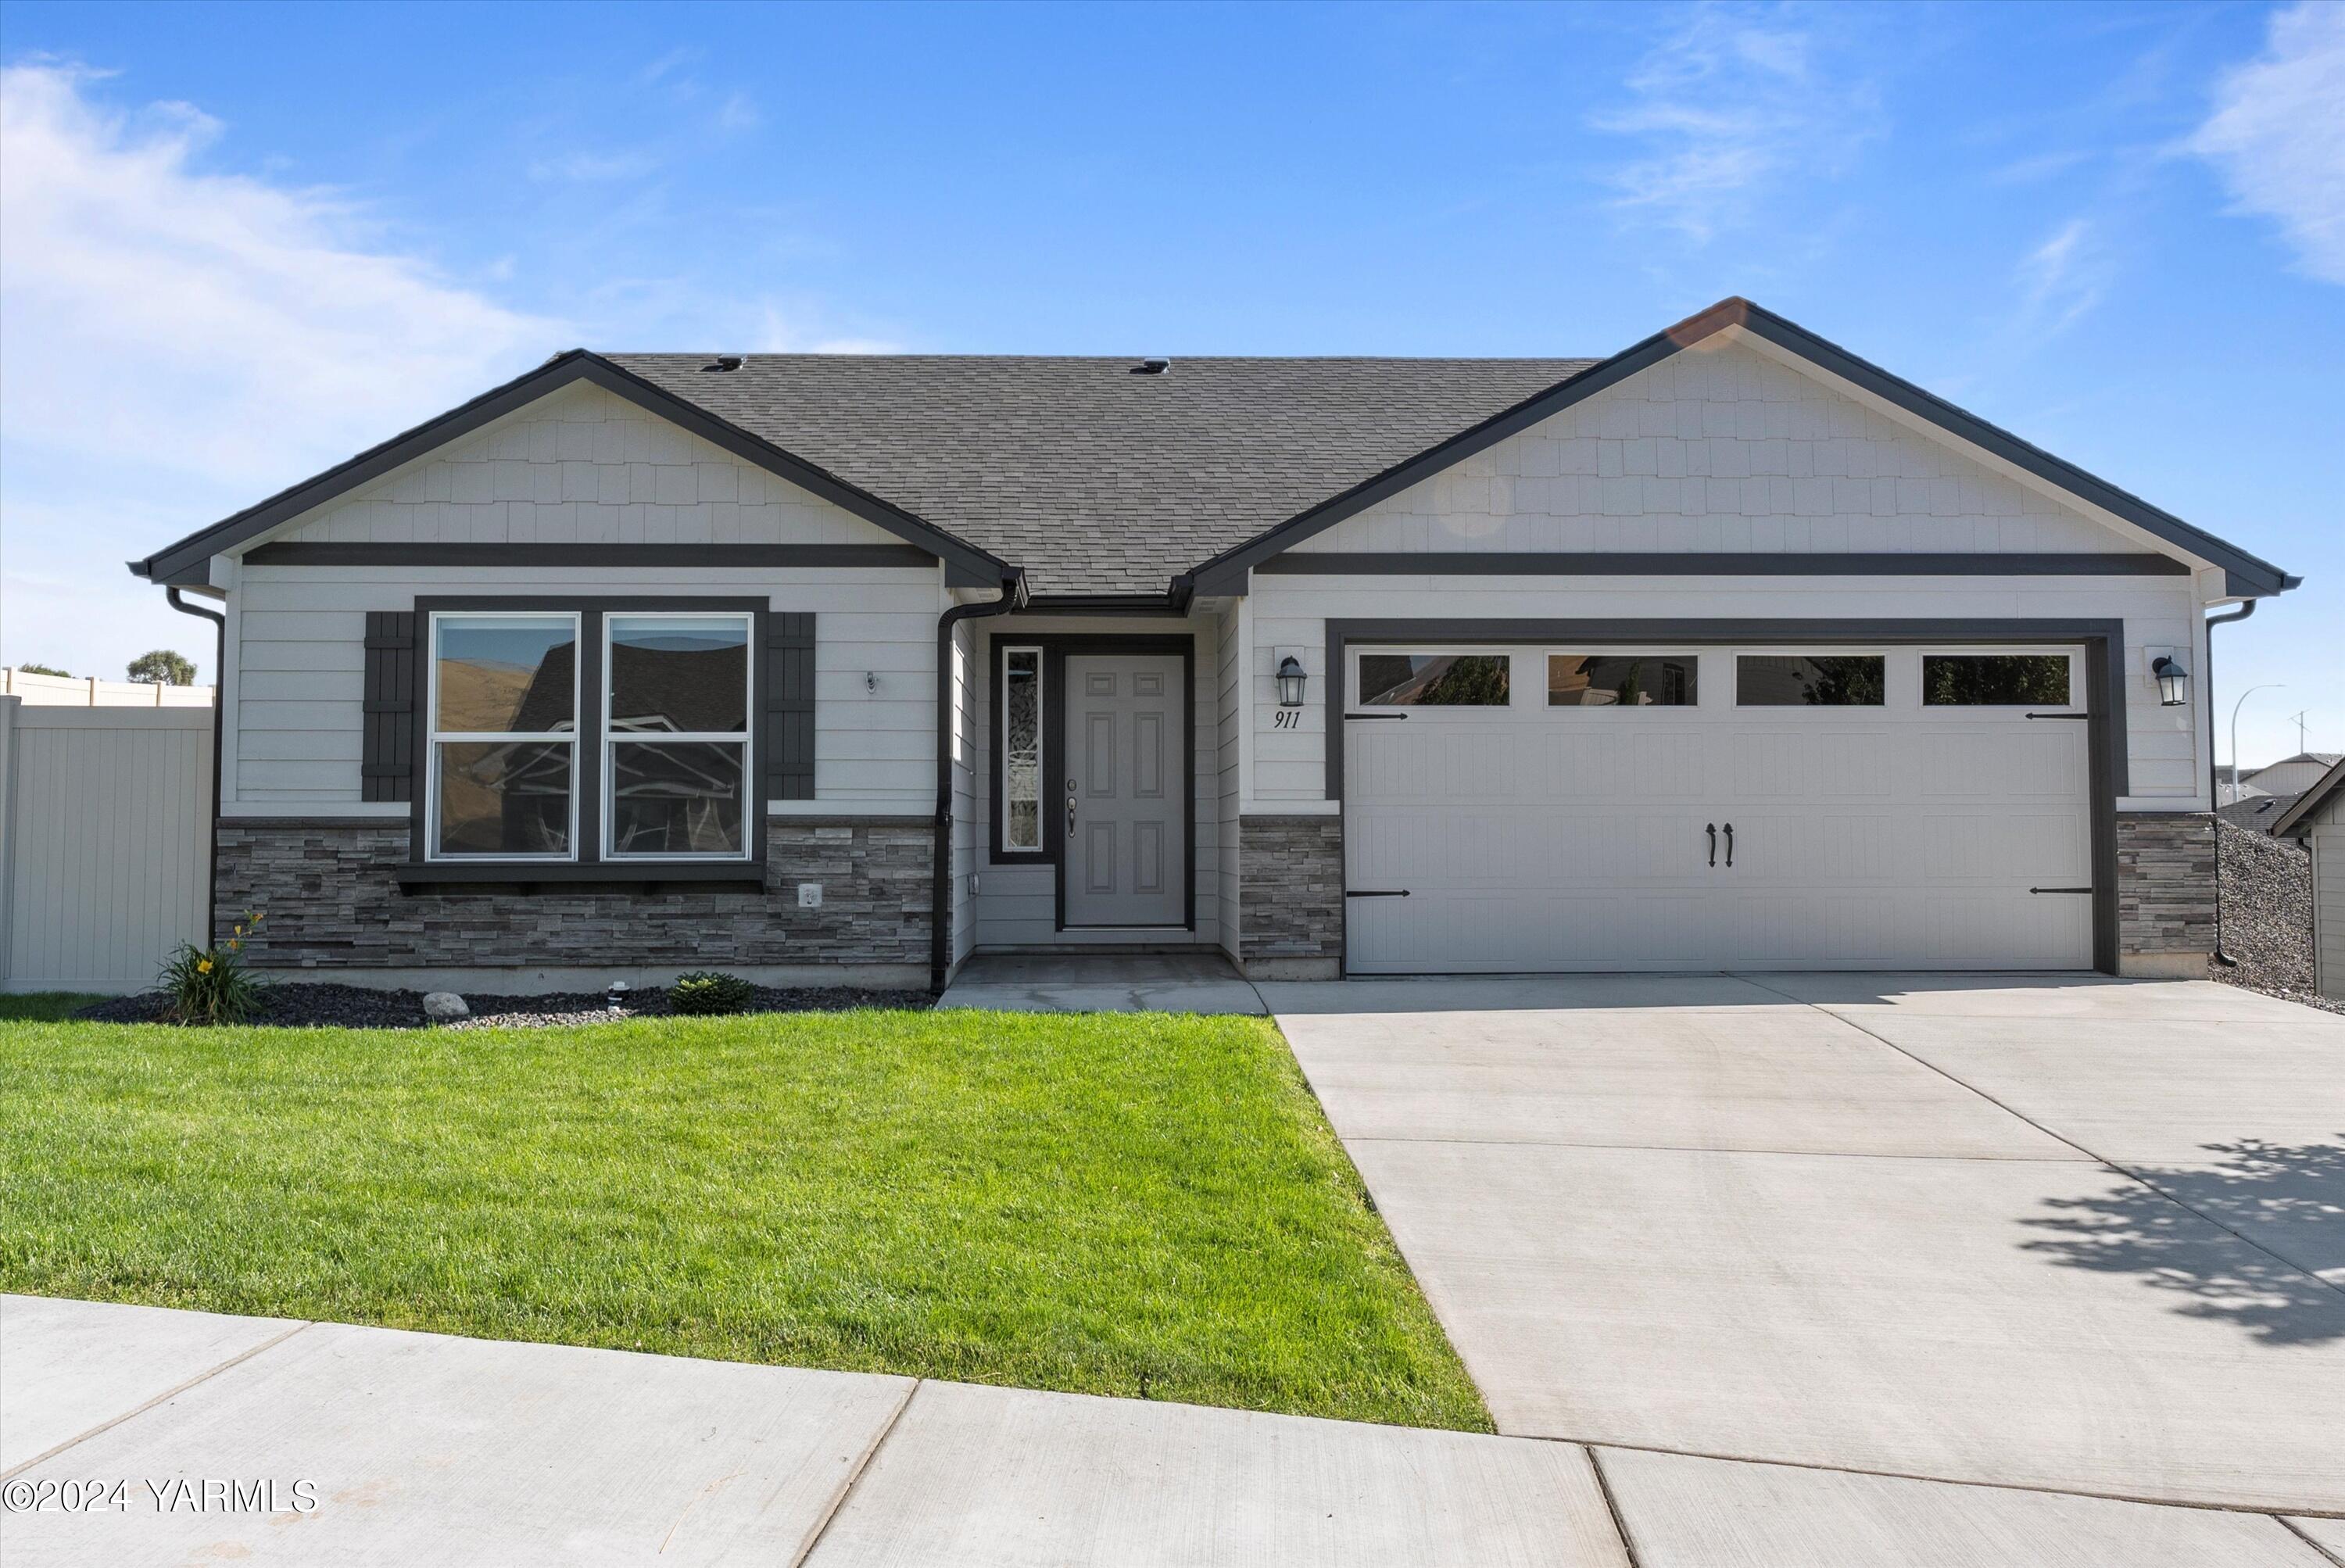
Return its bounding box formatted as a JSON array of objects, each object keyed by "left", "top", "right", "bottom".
[
  {"left": 128, "top": 298, "right": 2300, "bottom": 600},
  {"left": 2250, "top": 751, "right": 2343, "bottom": 777},
  {"left": 2217, "top": 792, "right": 2299, "bottom": 832},
  {"left": 2272, "top": 755, "right": 2345, "bottom": 839}
]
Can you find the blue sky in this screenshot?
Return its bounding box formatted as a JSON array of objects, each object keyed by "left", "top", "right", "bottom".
[{"left": 2, "top": 1, "right": 2336, "bottom": 761}]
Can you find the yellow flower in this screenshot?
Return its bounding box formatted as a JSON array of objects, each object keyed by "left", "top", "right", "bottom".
[
  {"left": 233, "top": 925, "right": 244, "bottom": 937},
  {"left": 197, "top": 958, "right": 213, "bottom": 974}
]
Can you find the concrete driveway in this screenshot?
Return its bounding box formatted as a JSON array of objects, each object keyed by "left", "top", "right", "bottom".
[{"left": 1263, "top": 973, "right": 2345, "bottom": 1516}]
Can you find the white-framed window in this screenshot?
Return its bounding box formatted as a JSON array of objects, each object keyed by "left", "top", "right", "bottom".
[
  {"left": 1353, "top": 650, "right": 1514, "bottom": 707},
  {"left": 602, "top": 612, "right": 755, "bottom": 861},
  {"left": 426, "top": 612, "right": 581, "bottom": 861},
  {"left": 1001, "top": 645, "right": 1044, "bottom": 853}
]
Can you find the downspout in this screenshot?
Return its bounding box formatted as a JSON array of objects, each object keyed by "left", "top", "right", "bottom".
[
  {"left": 2204, "top": 598, "right": 2256, "bottom": 967},
  {"left": 166, "top": 586, "right": 227, "bottom": 948},
  {"left": 932, "top": 571, "right": 1026, "bottom": 991}
]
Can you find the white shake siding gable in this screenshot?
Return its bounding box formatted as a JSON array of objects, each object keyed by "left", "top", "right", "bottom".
[
  {"left": 268, "top": 380, "right": 908, "bottom": 549},
  {"left": 1296, "top": 343, "right": 2161, "bottom": 560}
]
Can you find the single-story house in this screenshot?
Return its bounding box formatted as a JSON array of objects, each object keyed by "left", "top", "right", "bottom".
[
  {"left": 129, "top": 298, "right": 2299, "bottom": 992},
  {"left": 2272, "top": 758, "right": 2345, "bottom": 999},
  {"left": 2243, "top": 752, "right": 2343, "bottom": 798}
]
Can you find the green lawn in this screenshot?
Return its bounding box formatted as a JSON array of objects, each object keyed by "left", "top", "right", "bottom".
[{"left": 0, "top": 1008, "right": 1488, "bottom": 1431}]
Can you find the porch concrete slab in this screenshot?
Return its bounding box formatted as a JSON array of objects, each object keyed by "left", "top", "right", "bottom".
[
  {"left": 938, "top": 952, "right": 1266, "bottom": 1014},
  {"left": 1257, "top": 973, "right": 1794, "bottom": 1016},
  {"left": 4, "top": 1317, "right": 915, "bottom": 1566},
  {"left": 1280, "top": 1005, "right": 2080, "bottom": 1159},
  {"left": 1596, "top": 1448, "right": 2328, "bottom": 1568},
  {"left": 802, "top": 1378, "right": 1629, "bottom": 1568},
  {"left": 0, "top": 1294, "right": 302, "bottom": 1474},
  {"left": 1346, "top": 1138, "right": 2345, "bottom": 1512},
  {"left": 1751, "top": 972, "right": 2322, "bottom": 1022},
  {"left": 1818, "top": 1013, "right": 2345, "bottom": 1165}
]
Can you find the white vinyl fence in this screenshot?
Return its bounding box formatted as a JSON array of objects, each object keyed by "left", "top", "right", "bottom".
[
  {"left": 0, "top": 696, "right": 215, "bottom": 993},
  {"left": 2, "top": 666, "right": 215, "bottom": 707}
]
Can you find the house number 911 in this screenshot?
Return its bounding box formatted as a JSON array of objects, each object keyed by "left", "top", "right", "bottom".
[{"left": 1272, "top": 710, "right": 1302, "bottom": 729}]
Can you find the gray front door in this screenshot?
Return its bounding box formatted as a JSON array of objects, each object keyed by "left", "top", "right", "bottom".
[{"left": 1063, "top": 653, "right": 1186, "bottom": 927}]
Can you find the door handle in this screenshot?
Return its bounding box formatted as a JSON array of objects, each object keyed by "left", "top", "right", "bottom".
[
  {"left": 1724, "top": 822, "right": 1735, "bottom": 868},
  {"left": 1065, "top": 779, "right": 1077, "bottom": 837},
  {"left": 1706, "top": 823, "right": 1717, "bottom": 867}
]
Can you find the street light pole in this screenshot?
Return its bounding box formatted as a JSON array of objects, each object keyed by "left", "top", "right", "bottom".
[{"left": 2228, "top": 682, "right": 2285, "bottom": 803}]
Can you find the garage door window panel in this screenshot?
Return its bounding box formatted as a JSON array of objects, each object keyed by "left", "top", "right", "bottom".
[
  {"left": 1737, "top": 654, "right": 1888, "bottom": 707},
  {"left": 1922, "top": 653, "right": 2073, "bottom": 707},
  {"left": 1355, "top": 653, "right": 1512, "bottom": 707},
  {"left": 1547, "top": 654, "right": 1699, "bottom": 708}
]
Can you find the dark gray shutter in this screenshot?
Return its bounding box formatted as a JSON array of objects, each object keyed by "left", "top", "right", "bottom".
[
  {"left": 764, "top": 613, "right": 815, "bottom": 800},
  {"left": 362, "top": 610, "right": 417, "bottom": 803}
]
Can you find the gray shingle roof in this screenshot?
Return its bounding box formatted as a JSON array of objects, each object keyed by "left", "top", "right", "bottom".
[{"left": 609, "top": 354, "right": 1596, "bottom": 595}]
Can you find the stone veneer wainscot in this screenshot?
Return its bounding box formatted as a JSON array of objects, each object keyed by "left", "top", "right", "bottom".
[
  {"left": 1237, "top": 815, "right": 1344, "bottom": 979},
  {"left": 214, "top": 818, "right": 931, "bottom": 970}
]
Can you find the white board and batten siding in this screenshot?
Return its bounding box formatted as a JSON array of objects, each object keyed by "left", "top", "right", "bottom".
[
  {"left": 219, "top": 379, "right": 951, "bottom": 818},
  {"left": 1248, "top": 342, "right": 2220, "bottom": 814},
  {"left": 0, "top": 700, "right": 213, "bottom": 993}
]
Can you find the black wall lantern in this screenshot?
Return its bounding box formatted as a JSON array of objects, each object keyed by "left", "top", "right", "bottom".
[
  {"left": 2150, "top": 653, "right": 2189, "bottom": 707},
  {"left": 1275, "top": 655, "right": 1309, "bottom": 708}
]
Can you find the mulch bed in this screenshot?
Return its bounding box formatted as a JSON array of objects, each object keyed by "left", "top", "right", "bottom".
[
  {"left": 2207, "top": 819, "right": 2340, "bottom": 1015},
  {"left": 76, "top": 982, "right": 933, "bottom": 1029}
]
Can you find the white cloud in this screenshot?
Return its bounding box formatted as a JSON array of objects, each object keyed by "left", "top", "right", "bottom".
[
  {"left": 750, "top": 303, "right": 904, "bottom": 356},
  {"left": 2188, "top": 1, "right": 2345, "bottom": 285},
  {"left": 1591, "top": 5, "right": 1882, "bottom": 242},
  {"left": 0, "top": 62, "right": 560, "bottom": 678},
  {"left": 2017, "top": 217, "right": 2106, "bottom": 335}
]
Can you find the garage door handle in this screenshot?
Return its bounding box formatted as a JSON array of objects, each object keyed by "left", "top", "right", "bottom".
[
  {"left": 2025, "top": 712, "right": 2089, "bottom": 721},
  {"left": 1724, "top": 822, "right": 1735, "bottom": 868},
  {"left": 1345, "top": 889, "right": 1411, "bottom": 897},
  {"left": 1346, "top": 712, "right": 1409, "bottom": 721},
  {"left": 2029, "top": 886, "right": 2093, "bottom": 894},
  {"left": 1706, "top": 823, "right": 1717, "bottom": 867}
]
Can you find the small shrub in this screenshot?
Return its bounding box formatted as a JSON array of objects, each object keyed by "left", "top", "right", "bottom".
[
  {"left": 159, "top": 911, "right": 267, "bottom": 1026},
  {"left": 669, "top": 971, "right": 755, "bottom": 1016}
]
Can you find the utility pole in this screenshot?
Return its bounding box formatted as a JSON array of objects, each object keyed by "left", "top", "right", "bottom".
[{"left": 2290, "top": 710, "right": 2308, "bottom": 754}]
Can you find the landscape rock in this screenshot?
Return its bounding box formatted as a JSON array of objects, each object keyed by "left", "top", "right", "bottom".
[
  {"left": 421, "top": 992, "right": 471, "bottom": 1022},
  {"left": 2209, "top": 818, "right": 2340, "bottom": 1014}
]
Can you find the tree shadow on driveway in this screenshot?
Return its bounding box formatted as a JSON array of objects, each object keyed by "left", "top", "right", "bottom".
[{"left": 2021, "top": 1137, "right": 2345, "bottom": 1347}]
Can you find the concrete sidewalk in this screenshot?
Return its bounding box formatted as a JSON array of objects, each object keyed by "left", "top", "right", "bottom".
[{"left": 4, "top": 1294, "right": 2331, "bottom": 1566}]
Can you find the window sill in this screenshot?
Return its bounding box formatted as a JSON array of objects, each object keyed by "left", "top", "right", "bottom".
[{"left": 394, "top": 861, "right": 766, "bottom": 891}]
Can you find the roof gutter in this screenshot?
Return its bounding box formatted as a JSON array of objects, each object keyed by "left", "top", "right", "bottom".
[
  {"left": 165, "top": 587, "right": 227, "bottom": 949},
  {"left": 933, "top": 571, "right": 1029, "bottom": 991},
  {"left": 2204, "top": 598, "right": 2256, "bottom": 967}
]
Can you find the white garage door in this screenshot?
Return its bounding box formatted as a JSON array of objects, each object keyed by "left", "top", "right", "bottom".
[{"left": 1343, "top": 644, "right": 2095, "bottom": 973}]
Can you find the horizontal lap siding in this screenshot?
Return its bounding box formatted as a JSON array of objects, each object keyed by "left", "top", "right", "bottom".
[
  {"left": 1216, "top": 601, "right": 1244, "bottom": 960},
  {"left": 227, "top": 565, "right": 944, "bottom": 811},
  {"left": 1248, "top": 575, "right": 2207, "bottom": 808}
]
